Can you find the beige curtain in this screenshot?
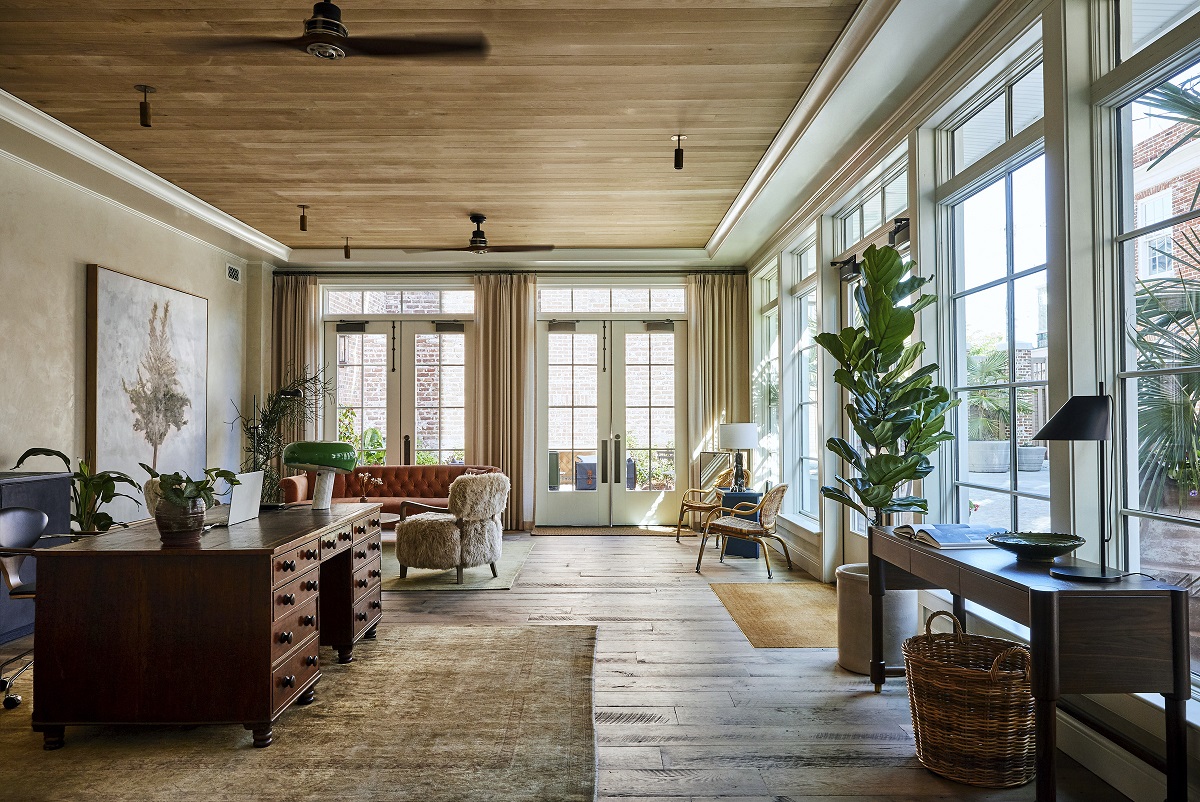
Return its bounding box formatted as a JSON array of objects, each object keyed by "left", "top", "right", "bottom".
[
  {"left": 471, "top": 273, "right": 535, "bottom": 530},
  {"left": 271, "top": 274, "right": 321, "bottom": 443},
  {"left": 686, "top": 273, "right": 750, "bottom": 490}
]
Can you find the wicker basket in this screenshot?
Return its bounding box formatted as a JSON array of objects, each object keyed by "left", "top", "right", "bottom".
[{"left": 902, "top": 611, "right": 1035, "bottom": 788}]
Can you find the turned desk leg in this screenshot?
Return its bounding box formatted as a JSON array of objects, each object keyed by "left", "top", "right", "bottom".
[
  {"left": 337, "top": 646, "right": 354, "bottom": 664},
  {"left": 296, "top": 686, "right": 317, "bottom": 706},
  {"left": 39, "top": 725, "right": 64, "bottom": 751},
  {"left": 245, "top": 723, "right": 273, "bottom": 748},
  {"left": 363, "top": 625, "right": 378, "bottom": 640}
]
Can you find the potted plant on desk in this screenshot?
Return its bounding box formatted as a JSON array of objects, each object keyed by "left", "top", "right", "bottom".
[{"left": 141, "top": 465, "right": 238, "bottom": 548}]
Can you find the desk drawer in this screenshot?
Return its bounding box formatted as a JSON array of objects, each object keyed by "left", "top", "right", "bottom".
[
  {"left": 274, "top": 537, "right": 322, "bottom": 587},
  {"left": 319, "top": 522, "right": 355, "bottom": 558},
  {"left": 352, "top": 532, "right": 383, "bottom": 569},
  {"left": 272, "top": 632, "right": 320, "bottom": 714},
  {"left": 960, "top": 570, "right": 1029, "bottom": 625},
  {"left": 271, "top": 596, "right": 319, "bottom": 665},
  {"left": 352, "top": 513, "right": 380, "bottom": 543},
  {"left": 353, "top": 585, "right": 382, "bottom": 638},
  {"left": 352, "top": 556, "right": 382, "bottom": 602},
  {"left": 273, "top": 566, "right": 320, "bottom": 621}
]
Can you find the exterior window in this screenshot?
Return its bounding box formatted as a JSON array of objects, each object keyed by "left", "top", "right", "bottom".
[
  {"left": 536, "top": 287, "right": 686, "bottom": 314},
  {"left": 835, "top": 164, "right": 908, "bottom": 253},
  {"left": 325, "top": 289, "right": 475, "bottom": 315},
  {"left": 795, "top": 288, "right": 819, "bottom": 517},
  {"left": 1120, "top": 1, "right": 1200, "bottom": 59},
  {"left": 951, "top": 62, "right": 1045, "bottom": 175},
  {"left": 751, "top": 269, "right": 781, "bottom": 488},
  {"left": 1118, "top": 59, "right": 1200, "bottom": 668},
  {"left": 950, "top": 155, "right": 1051, "bottom": 532}
]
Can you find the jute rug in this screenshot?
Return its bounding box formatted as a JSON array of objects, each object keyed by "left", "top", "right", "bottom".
[
  {"left": 381, "top": 536, "right": 534, "bottom": 590},
  {"left": 533, "top": 525, "right": 692, "bottom": 537},
  {"left": 711, "top": 581, "right": 838, "bottom": 648},
  {"left": 0, "top": 625, "right": 597, "bottom": 802}
]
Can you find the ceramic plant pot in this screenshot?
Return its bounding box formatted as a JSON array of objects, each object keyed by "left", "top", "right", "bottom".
[{"left": 155, "top": 498, "right": 206, "bottom": 548}]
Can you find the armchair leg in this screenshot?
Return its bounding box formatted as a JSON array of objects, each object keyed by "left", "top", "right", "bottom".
[
  {"left": 397, "top": 565, "right": 408, "bottom": 578},
  {"left": 719, "top": 535, "right": 728, "bottom": 564},
  {"left": 490, "top": 562, "right": 498, "bottom": 578},
  {"left": 760, "top": 538, "right": 773, "bottom": 579},
  {"left": 696, "top": 532, "right": 709, "bottom": 573},
  {"left": 456, "top": 565, "right": 464, "bottom": 584},
  {"left": 676, "top": 507, "right": 685, "bottom": 542},
  {"left": 770, "top": 535, "right": 793, "bottom": 569}
]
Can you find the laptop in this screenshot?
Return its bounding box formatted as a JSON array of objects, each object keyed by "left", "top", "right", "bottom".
[{"left": 205, "top": 471, "right": 265, "bottom": 527}]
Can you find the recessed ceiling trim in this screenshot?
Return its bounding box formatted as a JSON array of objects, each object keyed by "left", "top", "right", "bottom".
[
  {"left": 0, "top": 88, "right": 290, "bottom": 261},
  {"left": 704, "top": 0, "right": 900, "bottom": 257},
  {"left": 283, "top": 247, "right": 721, "bottom": 271}
]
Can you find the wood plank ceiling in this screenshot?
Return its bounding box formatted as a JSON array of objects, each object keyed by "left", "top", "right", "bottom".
[{"left": 0, "top": 1, "right": 860, "bottom": 250}]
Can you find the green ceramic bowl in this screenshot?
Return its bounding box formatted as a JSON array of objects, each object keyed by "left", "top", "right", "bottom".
[{"left": 986, "top": 532, "right": 1086, "bottom": 562}]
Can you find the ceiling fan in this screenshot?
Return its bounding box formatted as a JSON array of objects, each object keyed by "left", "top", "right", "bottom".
[
  {"left": 405, "top": 214, "right": 555, "bottom": 255},
  {"left": 191, "top": 1, "right": 488, "bottom": 61}
]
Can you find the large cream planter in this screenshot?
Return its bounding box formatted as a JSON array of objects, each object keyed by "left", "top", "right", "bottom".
[
  {"left": 968, "top": 440, "right": 1010, "bottom": 473},
  {"left": 836, "top": 563, "right": 917, "bottom": 675}
]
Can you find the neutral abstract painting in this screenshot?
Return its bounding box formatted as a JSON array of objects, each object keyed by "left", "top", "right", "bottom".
[{"left": 87, "top": 265, "right": 207, "bottom": 523}]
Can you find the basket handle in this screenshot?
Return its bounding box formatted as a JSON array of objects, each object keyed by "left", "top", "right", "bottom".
[
  {"left": 989, "top": 646, "right": 1031, "bottom": 681},
  {"left": 924, "top": 610, "right": 964, "bottom": 638}
]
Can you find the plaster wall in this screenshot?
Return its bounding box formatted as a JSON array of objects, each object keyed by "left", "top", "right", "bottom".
[{"left": 0, "top": 152, "right": 251, "bottom": 498}]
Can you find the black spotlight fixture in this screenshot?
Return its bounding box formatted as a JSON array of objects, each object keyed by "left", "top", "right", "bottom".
[
  {"left": 298, "top": 205, "right": 309, "bottom": 232},
  {"left": 135, "top": 84, "right": 156, "bottom": 128},
  {"left": 344, "top": 237, "right": 352, "bottom": 260},
  {"left": 672, "top": 134, "right": 686, "bottom": 170}
]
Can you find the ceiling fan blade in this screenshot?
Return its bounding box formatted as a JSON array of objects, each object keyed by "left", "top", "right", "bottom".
[
  {"left": 401, "top": 247, "right": 474, "bottom": 254},
  {"left": 177, "top": 35, "right": 313, "bottom": 54},
  {"left": 482, "top": 245, "right": 556, "bottom": 253},
  {"left": 343, "top": 34, "right": 489, "bottom": 58}
]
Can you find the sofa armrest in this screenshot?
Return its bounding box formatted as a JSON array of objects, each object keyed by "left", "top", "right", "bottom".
[{"left": 280, "top": 474, "right": 309, "bottom": 503}]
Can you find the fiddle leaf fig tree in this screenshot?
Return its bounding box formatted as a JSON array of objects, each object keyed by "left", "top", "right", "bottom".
[{"left": 814, "top": 244, "right": 958, "bottom": 527}]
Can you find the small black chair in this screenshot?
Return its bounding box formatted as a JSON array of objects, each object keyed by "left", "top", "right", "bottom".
[{"left": 0, "top": 507, "right": 49, "bottom": 709}]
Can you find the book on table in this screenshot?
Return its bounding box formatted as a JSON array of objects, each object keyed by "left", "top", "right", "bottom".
[{"left": 892, "top": 523, "right": 1007, "bottom": 549}]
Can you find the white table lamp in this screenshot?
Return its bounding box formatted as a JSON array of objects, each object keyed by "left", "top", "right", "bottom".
[{"left": 719, "top": 423, "right": 758, "bottom": 492}]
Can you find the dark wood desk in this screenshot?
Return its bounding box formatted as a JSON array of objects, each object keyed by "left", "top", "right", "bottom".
[
  {"left": 32, "top": 503, "right": 384, "bottom": 750},
  {"left": 868, "top": 525, "right": 1189, "bottom": 802}
]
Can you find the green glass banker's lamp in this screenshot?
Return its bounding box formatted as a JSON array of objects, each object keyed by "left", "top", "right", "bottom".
[
  {"left": 1032, "top": 383, "right": 1123, "bottom": 583},
  {"left": 282, "top": 441, "right": 356, "bottom": 511}
]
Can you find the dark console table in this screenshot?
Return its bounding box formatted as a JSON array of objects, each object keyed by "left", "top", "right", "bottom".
[
  {"left": 32, "top": 503, "right": 383, "bottom": 749},
  {"left": 0, "top": 472, "right": 71, "bottom": 643},
  {"left": 868, "top": 525, "right": 1189, "bottom": 802}
]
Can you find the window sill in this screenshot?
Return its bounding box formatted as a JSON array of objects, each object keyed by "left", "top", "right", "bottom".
[{"left": 777, "top": 511, "right": 820, "bottom": 534}]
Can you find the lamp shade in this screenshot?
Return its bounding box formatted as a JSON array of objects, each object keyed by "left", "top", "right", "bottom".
[
  {"left": 1032, "top": 394, "right": 1111, "bottom": 441},
  {"left": 719, "top": 423, "right": 758, "bottom": 450},
  {"left": 282, "top": 441, "right": 357, "bottom": 474}
]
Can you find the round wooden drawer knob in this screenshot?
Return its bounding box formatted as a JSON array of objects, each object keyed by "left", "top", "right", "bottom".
[
  {"left": 304, "top": 580, "right": 319, "bottom": 591},
  {"left": 281, "top": 594, "right": 295, "bottom": 605},
  {"left": 281, "top": 675, "right": 295, "bottom": 688},
  {"left": 356, "top": 612, "right": 367, "bottom": 621},
  {"left": 356, "top": 579, "right": 368, "bottom": 588},
  {"left": 305, "top": 655, "right": 318, "bottom": 667},
  {"left": 279, "top": 631, "right": 294, "bottom": 644},
  {"left": 302, "top": 615, "right": 315, "bottom": 626}
]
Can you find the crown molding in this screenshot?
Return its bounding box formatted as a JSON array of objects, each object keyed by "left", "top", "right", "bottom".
[
  {"left": 282, "top": 247, "right": 725, "bottom": 272},
  {"left": 0, "top": 88, "right": 290, "bottom": 261},
  {"left": 704, "top": 0, "right": 902, "bottom": 257}
]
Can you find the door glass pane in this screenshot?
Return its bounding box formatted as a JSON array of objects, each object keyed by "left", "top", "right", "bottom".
[
  {"left": 413, "top": 333, "right": 465, "bottom": 465},
  {"left": 336, "top": 332, "right": 388, "bottom": 465},
  {"left": 547, "top": 333, "right": 598, "bottom": 491},
  {"left": 626, "top": 333, "right": 675, "bottom": 491}
]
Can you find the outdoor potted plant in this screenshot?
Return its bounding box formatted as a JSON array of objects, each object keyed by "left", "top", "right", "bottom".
[
  {"left": 815, "top": 244, "right": 958, "bottom": 674},
  {"left": 141, "top": 464, "right": 239, "bottom": 548},
  {"left": 1016, "top": 442, "right": 1047, "bottom": 472},
  {"left": 10, "top": 448, "right": 141, "bottom": 534},
  {"left": 964, "top": 342, "right": 1010, "bottom": 473}
]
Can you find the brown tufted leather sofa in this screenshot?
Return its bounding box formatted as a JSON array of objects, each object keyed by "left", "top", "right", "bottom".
[{"left": 280, "top": 465, "right": 500, "bottom": 518}]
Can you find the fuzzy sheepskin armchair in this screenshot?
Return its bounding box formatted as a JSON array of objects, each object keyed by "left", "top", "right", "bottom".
[{"left": 393, "top": 472, "right": 511, "bottom": 584}]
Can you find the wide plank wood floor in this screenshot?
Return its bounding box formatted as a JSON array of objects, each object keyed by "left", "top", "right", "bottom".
[
  {"left": 383, "top": 533, "right": 1128, "bottom": 801},
  {"left": 0, "top": 533, "right": 1128, "bottom": 800}
]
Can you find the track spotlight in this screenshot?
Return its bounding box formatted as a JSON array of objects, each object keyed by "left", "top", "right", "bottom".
[
  {"left": 135, "top": 84, "right": 156, "bottom": 128},
  {"left": 671, "top": 134, "right": 686, "bottom": 170},
  {"left": 344, "top": 237, "right": 351, "bottom": 260},
  {"left": 298, "top": 205, "right": 309, "bottom": 232}
]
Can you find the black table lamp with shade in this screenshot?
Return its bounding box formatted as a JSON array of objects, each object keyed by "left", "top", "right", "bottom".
[{"left": 1032, "top": 382, "right": 1124, "bottom": 582}]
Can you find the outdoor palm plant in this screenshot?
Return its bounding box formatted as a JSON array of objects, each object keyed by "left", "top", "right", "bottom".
[{"left": 815, "top": 245, "right": 958, "bottom": 526}]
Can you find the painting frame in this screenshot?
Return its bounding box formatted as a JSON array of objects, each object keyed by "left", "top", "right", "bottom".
[{"left": 86, "top": 264, "right": 208, "bottom": 522}]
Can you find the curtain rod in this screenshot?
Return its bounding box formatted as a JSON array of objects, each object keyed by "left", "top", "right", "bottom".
[{"left": 272, "top": 267, "right": 748, "bottom": 278}]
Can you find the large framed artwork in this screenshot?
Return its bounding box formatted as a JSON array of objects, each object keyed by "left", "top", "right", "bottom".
[{"left": 86, "top": 265, "right": 208, "bottom": 523}]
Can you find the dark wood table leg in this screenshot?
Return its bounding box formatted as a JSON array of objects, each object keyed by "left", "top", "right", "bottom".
[
  {"left": 1166, "top": 588, "right": 1190, "bottom": 801},
  {"left": 245, "top": 723, "right": 273, "bottom": 748},
  {"left": 1034, "top": 696, "right": 1058, "bottom": 802},
  {"left": 337, "top": 646, "right": 354, "bottom": 664},
  {"left": 1030, "top": 589, "right": 1059, "bottom": 802},
  {"left": 363, "top": 624, "right": 378, "bottom": 640},
  {"left": 952, "top": 593, "right": 966, "bottom": 626},
  {"left": 39, "top": 725, "right": 64, "bottom": 751},
  {"left": 868, "top": 544, "right": 886, "bottom": 693},
  {"left": 296, "top": 686, "right": 317, "bottom": 706}
]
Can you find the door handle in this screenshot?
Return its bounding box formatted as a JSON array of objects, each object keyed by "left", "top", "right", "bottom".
[
  {"left": 600, "top": 439, "right": 609, "bottom": 484},
  {"left": 403, "top": 434, "right": 411, "bottom": 465},
  {"left": 612, "top": 434, "right": 623, "bottom": 485}
]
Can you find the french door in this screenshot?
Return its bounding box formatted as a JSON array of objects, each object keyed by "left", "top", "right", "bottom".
[
  {"left": 535, "top": 320, "right": 687, "bottom": 526},
  {"left": 324, "top": 321, "right": 473, "bottom": 465}
]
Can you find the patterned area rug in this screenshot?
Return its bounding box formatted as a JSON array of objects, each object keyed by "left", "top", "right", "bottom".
[
  {"left": 532, "top": 525, "right": 693, "bottom": 537},
  {"left": 381, "top": 535, "right": 534, "bottom": 590},
  {"left": 710, "top": 581, "right": 839, "bottom": 648},
  {"left": 0, "top": 625, "right": 597, "bottom": 802}
]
